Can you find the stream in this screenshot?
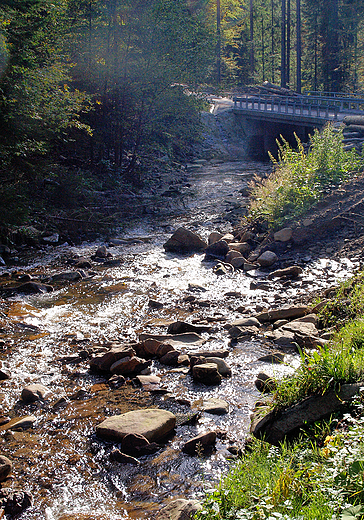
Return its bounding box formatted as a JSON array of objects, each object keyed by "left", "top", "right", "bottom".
[{"left": 0, "top": 160, "right": 360, "bottom": 520}]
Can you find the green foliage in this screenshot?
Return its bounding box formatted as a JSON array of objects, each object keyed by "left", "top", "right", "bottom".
[
  {"left": 195, "top": 413, "right": 364, "bottom": 520},
  {"left": 318, "top": 272, "right": 364, "bottom": 330},
  {"left": 248, "top": 124, "right": 364, "bottom": 230}
]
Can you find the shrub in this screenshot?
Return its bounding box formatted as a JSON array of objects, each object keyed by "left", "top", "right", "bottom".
[{"left": 248, "top": 124, "right": 364, "bottom": 230}]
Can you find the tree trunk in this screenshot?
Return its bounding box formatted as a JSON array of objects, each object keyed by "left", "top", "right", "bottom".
[
  {"left": 271, "top": 0, "right": 275, "bottom": 83},
  {"left": 250, "top": 0, "right": 254, "bottom": 81},
  {"left": 281, "top": 0, "right": 286, "bottom": 88},
  {"left": 286, "top": 0, "right": 290, "bottom": 85},
  {"left": 217, "top": 0, "right": 221, "bottom": 83},
  {"left": 296, "top": 0, "right": 301, "bottom": 93}
]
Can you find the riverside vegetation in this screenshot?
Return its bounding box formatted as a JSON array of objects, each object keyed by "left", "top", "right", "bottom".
[{"left": 194, "top": 127, "right": 364, "bottom": 520}]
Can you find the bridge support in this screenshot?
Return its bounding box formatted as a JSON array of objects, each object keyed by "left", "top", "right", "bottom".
[{"left": 239, "top": 116, "right": 318, "bottom": 160}]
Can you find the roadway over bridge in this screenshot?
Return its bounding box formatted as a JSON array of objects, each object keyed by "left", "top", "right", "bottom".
[{"left": 211, "top": 92, "right": 364, "bottom": 159}]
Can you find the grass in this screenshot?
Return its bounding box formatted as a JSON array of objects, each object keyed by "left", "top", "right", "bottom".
[
  {"left": 248, "top": 124, "right": 364, "bottom": 230},
  {"left": 194, "top": 416, "right": 364, "bottom": 520}
]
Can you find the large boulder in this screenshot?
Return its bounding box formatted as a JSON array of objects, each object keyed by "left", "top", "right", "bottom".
[
  {"left": 96, "top": 409, "right": 176, "bottom": 443},
  {"left": 251, "top": 383, "right": 363, "bottom": 445},
  {"left": 163, "top": 228, "right": 207, "bottom": 253},
  {"left": 21, "top": 384, "right": 50, "bottom": 403}
]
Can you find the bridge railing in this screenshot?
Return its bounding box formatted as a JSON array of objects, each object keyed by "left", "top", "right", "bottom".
[
  {"left": 232, "top": 94, "right": 340, "bottom": 120},
  {"left": 303, "top": 92, "right": 364, "bottom": 112}
]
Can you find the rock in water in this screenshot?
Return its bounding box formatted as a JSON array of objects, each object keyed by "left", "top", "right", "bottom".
[
  {"left": 192, "top": 363, "right": 222, "bottom": 385},
  {"left": 163, "top": 227, "right": 207, "bottom": 253},
  {"left": 96, "top": 409, "right": 176, "bottom": 443},
  {"left": 159, "top": 499, "right": 202, "bottom": 520},
  {"left": 182, "top": 431, "right": 217, "bottom": 455},
  {"left": 21, "top": 384, "right": 50, "bottom": 403},
  {"left": 204, "top": 240, "right": 229, "bottom": 260},
  {"left": 0, "top": 456, "right": 12, "bottom": 482},
  {"left": 257, "top": 251, "right": 278, "bottom": 267}
]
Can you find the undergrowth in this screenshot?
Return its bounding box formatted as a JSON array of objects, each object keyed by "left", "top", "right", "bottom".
[
  {"left": 248, "top": 124, "right": 364, "bottom": 230},
  {"left": 195, "top": 412, "right": 364, "bottom": 520}
]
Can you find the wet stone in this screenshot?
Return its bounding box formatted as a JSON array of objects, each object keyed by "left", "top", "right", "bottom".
[
  {"left": 0, "top": 369, "right": 9, "bottom": 381},
  {"left": 258, "top": 352, "right": 285, "bottom": 364},
  {"left": 0, "top": 488, "right": 32, "bottom": 517},
  {"left": 255, "top": 373, "right": 277, "bottom": 393},
  {"left": 51, "top": 271, "right": 83, "bottom": 282},
  {"left": 135, "top": 375, "right": 161, "bottom": 391},
  {"left": 204, "top": 239, "right": 229, "bottom": 260},
  {"left": 109, "top": 355, "right": 150, "bottom": 375},
  {"left": 148, "top": 299, "right": 164, "bottom": 309},
  {"left": 159, "top": 499, "right": 202, "bottom": 520},
  {"left": 21, "top": 384, "right": 50, "bottom": 403},
  {"left": 208, "top": 231, "right": 223, "bottom": 245},
  {"left": 202, "top": 398, "right": 229, "bottom": 415},
  {"left": 182, "top": 431, "right": 217, "bottom": 455},
  {"left": 205, "top": 357, "right": 232, "bottom": 377},
  {"left": 163, "top": 227, "right": 207, "bottom": 253},
  {"left": 167, "top": 321, "right": 211, "bottom": 334},
  {"left": 0, "top": 456, "right": 12, "bottom": 482},
  {"left": 96, "top": 409, "right": 176, "bottom": 443},
  {"left": 110, "top": 448, "right": 140, "bottom": 465},
  {"left": 0, "top": 416, "right": 37, "bottom": 431},
  {"left": 159, "top": 350, "right": 180, "bottom": 366},
  {"left": 257, "top": 251, "right": 278, "bottom": 267},
  {"left": 90, "top": 345, "right": 136, "bottom": 373},
  {"left": 192, "top": 363, "right": 222, "bottom": 385},
  {"left": 13, "top": 281, "right": 53, "bottom": 294}
]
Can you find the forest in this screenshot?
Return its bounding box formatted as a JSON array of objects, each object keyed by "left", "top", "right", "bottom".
[{"left": 1, "top": 0, "right": 364, "bottom": 232}]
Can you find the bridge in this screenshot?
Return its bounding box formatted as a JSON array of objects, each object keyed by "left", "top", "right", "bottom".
[
  {"left": 232, "top": 92, "right": 364, "bottom": 126},
  {"left": 212, "top": 92, "right": 364, "bottom": 159}
]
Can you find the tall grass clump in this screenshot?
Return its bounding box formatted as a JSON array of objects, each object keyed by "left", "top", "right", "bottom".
[
  {"left": 195, "top": 418, "right": 364, "bottom": 520},
  {"left": 272, "top": 319, "right": 364, "bottom": 410},
  {"left": 249, "top": 124, "right": 364, "bottom": 229}
]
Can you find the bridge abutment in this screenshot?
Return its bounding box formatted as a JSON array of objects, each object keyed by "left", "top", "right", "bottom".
[{"left": 239, "top": 116, "right": 316, "bottom": 160}]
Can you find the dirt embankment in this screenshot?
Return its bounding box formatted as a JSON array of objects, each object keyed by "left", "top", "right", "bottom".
[{"left": 286, "top": 172, "right": 364, "bottom": 260}]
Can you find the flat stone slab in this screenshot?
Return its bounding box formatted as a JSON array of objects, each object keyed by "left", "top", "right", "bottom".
[
  {"left": 256, "top": 305, "right": 309, "bottom": 323},
  {"left": 96, "top": 409, "right": 176, "bottom": 443},
  {"left": 0, "top": 416, "right": 37, "bottom": 432},
  {"left": 202, "top": 398, "right": 229, "bottom": 415},
  {"left": 139, "top": 333, "right": 205, "bottom": 347}
]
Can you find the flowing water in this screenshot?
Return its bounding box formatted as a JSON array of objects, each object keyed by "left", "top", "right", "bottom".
[{"left": 0, "top": 161, "right": 360, "bottom": 520}]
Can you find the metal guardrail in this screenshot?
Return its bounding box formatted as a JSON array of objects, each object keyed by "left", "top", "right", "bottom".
[
  {"left": 303, "top": 92, "right": 364, "bottom": 112},
  {"left": 232, "top": 94, "right": 341, "bottom": 121}
]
